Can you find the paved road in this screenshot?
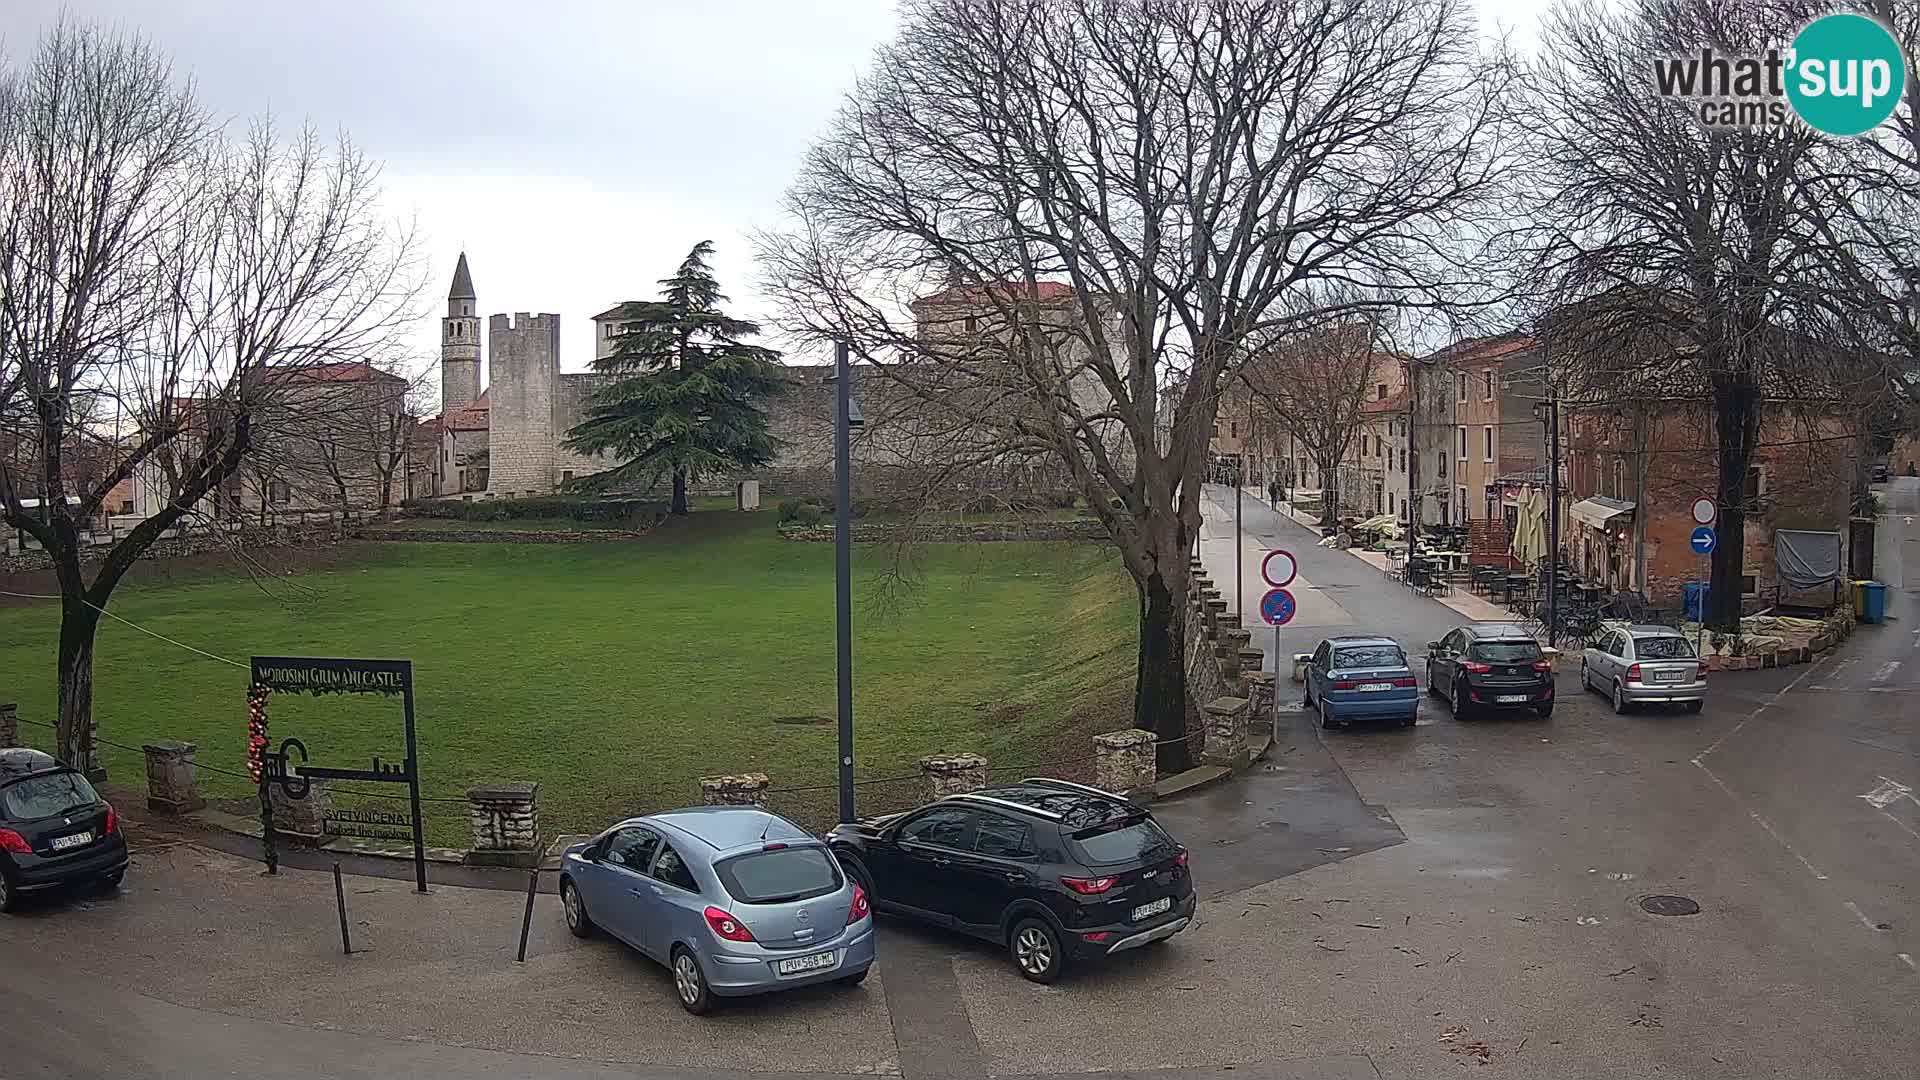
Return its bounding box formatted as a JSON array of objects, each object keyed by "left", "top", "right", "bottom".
[{"left": 5, "top": 488, "right": 1917, "bottom": 1078}]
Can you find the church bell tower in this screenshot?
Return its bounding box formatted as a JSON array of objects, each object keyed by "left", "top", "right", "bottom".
[{"left": 441, "top": 252, "right": 481, "bottom": 411}]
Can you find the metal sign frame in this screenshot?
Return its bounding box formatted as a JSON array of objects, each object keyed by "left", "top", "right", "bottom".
[
  {"left": 247, "top": 656, "right": 426, "bottom": 893},
  {"left": 1260, "top": 587, "right": 1298, "bottom": 626},
  {"left": 1261, "top": 548, "right": 1299, "bottom": 589}
]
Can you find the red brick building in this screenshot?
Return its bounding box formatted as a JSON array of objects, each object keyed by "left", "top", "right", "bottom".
[{"left": 1562, "top": 402, "right": 1858, "bottom": 608}]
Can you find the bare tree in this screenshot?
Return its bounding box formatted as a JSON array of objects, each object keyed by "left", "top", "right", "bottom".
[
  {"left": 1237, "top": 321, "right": 1388, "bottom": 528},
  {"left": 1520, "top": 0, "right": 1890, "bottom": 631},
  {"left": 0, "top": 22, "right": 421, "bottom": 775},
  {"left": 759, "top": 0, "right": 1512, "bottom": 769}
]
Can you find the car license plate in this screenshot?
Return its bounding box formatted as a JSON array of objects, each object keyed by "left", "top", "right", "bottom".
[
  {"left": 1131, "top": 896, "right": 1172, "bottom": 921},
  {"left": 776, "top": 951, "right": 838, "bottom": 975},
  {"left": 1651, "top": 670, "right": 1681, "bottom": 683},
  {"left": 1496, "top": 694, "right": 1528, "bottom": 703},
  {"left": 1356, "top": 682, "right": 1393, "bottom": 692},
  {"left": 50, "top": 831, "right": 91, "bottom": 851}
]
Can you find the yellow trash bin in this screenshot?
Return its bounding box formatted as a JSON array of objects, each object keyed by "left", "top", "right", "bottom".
[{"left": 1853, "top": 580, "right": 1871, "bottom": 618}]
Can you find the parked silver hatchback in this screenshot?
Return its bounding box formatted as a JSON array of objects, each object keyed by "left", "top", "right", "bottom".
[
  {"left": 1581, "top": 624, "right": 1707, "bottom": 713},
  {"left": 560, "top": 806, "right": 875, "bottom": 1014}
]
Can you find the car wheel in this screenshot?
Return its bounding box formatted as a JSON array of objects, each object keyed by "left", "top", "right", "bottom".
[
  {"left": 1403, "top": 711, "right": 1418, "bottom": 728},
  {"left": 1451, "top": 678, "right": 1472, "bottom": 720},
  {"left": 1534, "top": 705, "right": 1553, "bottom": 719},
  {"left": 1009, "top": 917, "right": 1065, "bottom": 984},
  {"left": 561, "top": 877, "right": 595, "bottom": 938},
  {"left": 672, "top": 946, "right": 715, "bottom": 1015},
  {"left": 838, "top": 966, "right": 870, "bottom": 987},
  {"left": 0, "top": 871, "right": 16, "bottom": 914},
  {"left": 98, "top": 870, "right": 124, "bottom": 890},
  {"left": 1682, "top": 700, "right": 1704, "bottom": 714},
  {"left": 1318, "top": 697, "right": 1337, "bottom": 729},
  {"left": 1611, "top": 680, "right": 1630, "bottom": 715}
]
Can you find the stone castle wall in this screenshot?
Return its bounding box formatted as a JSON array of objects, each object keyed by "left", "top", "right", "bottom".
[
  {"left": 553, "top": 373, "right": 615, "bottom": 483},
  {"left": 486, "top": 314, "right": 560, "bottom": 497}
]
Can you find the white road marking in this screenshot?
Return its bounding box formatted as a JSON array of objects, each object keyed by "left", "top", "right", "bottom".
[
  {"left": 1844, "top": 900, "right": 1883, "bottom": 931},
  {"left": 1871, "top": 661, "right": 1902, "bottom": 684},
  {"left": 1877, "top": 809, "right": 1920, "bottom": 843},
  {"left": 1900, "top": 953, "right": 1918, "bottom": 972},
  {"left": 1861, "top": 776, "right": 1916, "bottom": 810}
]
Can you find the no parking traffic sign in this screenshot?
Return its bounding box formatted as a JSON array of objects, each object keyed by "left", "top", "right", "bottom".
[{"left": 1259, "top": 587, "right": 1297, "bottom": 626}]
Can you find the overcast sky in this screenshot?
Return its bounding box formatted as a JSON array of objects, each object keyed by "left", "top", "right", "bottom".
[{"left": 5, "top": 0, "right": 1549, "bottom": 400}]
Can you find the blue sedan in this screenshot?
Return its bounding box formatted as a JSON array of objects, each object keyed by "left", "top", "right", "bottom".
[
  {"left": 1302, "top": 636, "right": 1420, "bottom": 728},
  {"left": 560, "top": 806, "right": 875, "bottom": 1014}
]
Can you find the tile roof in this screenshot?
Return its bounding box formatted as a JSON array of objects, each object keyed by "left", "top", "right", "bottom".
[{"left": 911, "top": 281, "right": 1077, "bottom": 308}]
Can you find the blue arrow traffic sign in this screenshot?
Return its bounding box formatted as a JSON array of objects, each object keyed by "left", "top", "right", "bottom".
[
  {"left": 1690, "top": 525, "right": 1716, "bottom": 555},
  {"left": 1260, "top": 587, "right": 1297, "bottom": 626}
]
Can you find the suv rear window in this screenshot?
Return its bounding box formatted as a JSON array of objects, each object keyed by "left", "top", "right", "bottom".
[
  {"left": 1067, "top": 815, "right": 1179, "bottom": 865},
  {"left": 1633, "top": 636, "right": 1696, "bottom": 659},
  {"left": 1470, "top": 640, "right": 1542, "bottom": 662},
  {"left": 1332, "top": 645, "right": 1406, "bottom": 669},
  {"left": 714, "top": 846, "right": 843, "bottom": 904},
  {"left": 1, "top": 770, "right": 99, "bottom": 821}
]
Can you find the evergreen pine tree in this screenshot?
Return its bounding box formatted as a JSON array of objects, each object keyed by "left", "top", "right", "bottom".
[{"left": 564, "top": 242, "right": 786, "bottom": 513}]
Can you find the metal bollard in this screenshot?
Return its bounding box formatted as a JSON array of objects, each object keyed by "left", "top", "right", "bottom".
[
  {"left": 516, "top": 870, "right": 539, "bottom": 962},
  {"left": 333, "top": 862, "right": 352, "bottom": 955}
]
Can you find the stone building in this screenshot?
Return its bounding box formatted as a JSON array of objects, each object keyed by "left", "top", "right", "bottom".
[{"left": 424, "top": 256, "right": 1130, "bottom": 502}]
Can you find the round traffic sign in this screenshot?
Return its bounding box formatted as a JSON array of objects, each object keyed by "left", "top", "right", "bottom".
[
  {"left": 1690, "top": 525, "right": 1716, "bottom": 555},
  {"left": 1691, "top": 497, "right": 1717, "bottom": 526},
  {"left": 1259, "top": 587, "right": 1297, "bottom": 626},
  {"left": 1261, "top": 548, "right": 1298, "bottom": 588}
]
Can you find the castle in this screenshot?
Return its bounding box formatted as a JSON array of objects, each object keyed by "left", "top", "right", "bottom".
[{"left": 423, "top": 254, "right": 1129, "bottom": 502}]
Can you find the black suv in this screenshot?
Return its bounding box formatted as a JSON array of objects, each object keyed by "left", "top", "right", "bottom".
[
  {"left": 1425, "top": 623, "right": 1555, "bottom": 718},
  {"left": 0, "top": 748, "right": 128, "bottom": 913},
  {"left": 827, "top": 778, "right": 1194, "bottom": 983}
]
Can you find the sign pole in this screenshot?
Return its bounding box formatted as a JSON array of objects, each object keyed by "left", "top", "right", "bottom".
[
  {"left": 1273, "top": 623, "right": 1282, "bottom": 731},
  {"left": 402, "top": 675, "right": 427, "bottom": 894}
]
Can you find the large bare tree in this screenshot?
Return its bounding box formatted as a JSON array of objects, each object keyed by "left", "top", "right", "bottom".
[
  {"left": 1520, "top": 0, "right": 1892, "bottom": 630},
  {"left": 0, "top": 22, "right": 421, "bottom": 775},
  {"left": 759, "top": 0, "right": 1513, "bottom": 769},
  {"left": 1237, "top": 321, "right": 1388, "bottom": 528}
]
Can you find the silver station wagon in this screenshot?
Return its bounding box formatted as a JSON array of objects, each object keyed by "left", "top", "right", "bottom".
[{"left": 560, "top": 806, "right": 875, "bottom": 1014}]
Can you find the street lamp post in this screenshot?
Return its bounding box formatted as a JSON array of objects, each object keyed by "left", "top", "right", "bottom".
[{"left": 829, "top": 342, "right": 863, "bottom": 823}]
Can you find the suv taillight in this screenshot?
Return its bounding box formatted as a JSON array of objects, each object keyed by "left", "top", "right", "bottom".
[
  {"left": 1460, "top": 660, "right": 1492, "bottom": 674},
  {"left": 846, "top": 883, "right": 870, "bottom": 925},
  {"left": 704, "top": 906, "right": 755, "bottom": 942},
  {"left": 0, "top": 828, "right": 30, "bottom": 854},
  {"left": 1174, "top": 848, "right": 1190, "bottom": 868},
  {"left": 1060, "top": 875, "right": 1116, "bottom": 895}
]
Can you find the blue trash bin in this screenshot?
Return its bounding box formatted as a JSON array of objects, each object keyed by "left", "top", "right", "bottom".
[
  {"left": 1683, "top": 581, "right": 1710, "bottom": 621},
  {"left": 1860, "top": 581, "right": 1889, "bottom": 624}
]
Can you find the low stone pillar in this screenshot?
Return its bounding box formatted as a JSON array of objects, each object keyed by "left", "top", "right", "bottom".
[
  {"left": 1237, "top": 647, "right": 1266, "bottom": 678},
  {"left": 467, "top": 782, "right": 540, "bottom": 867},
  {"left": 1216, "top": 626, "right": 1251, "bottom": 660},
  {"left": 268, "top": 778, "right": 331, "bottom": 844},
  {"left": 1201, "top": 697, "right": 1250, "bottom": 769},
  {"left": 920, "top": 753, "right": 989, "bottom": 797},
  {"left": 142, "top": 741, "right": 205, "bottom": 815},
  {"left": 0, "top": 702, "right": 16, "bottom": 747},
  {"left": 700, "top": 772, "right": 771, "bottom": 806},
  {"left": 1219, "top": 648, "right": 1242, "bottom": 682},
  {"left": 1093, "top": 728, "right": 1157, "bottom": 795},
  {"left": 1204, "top": 596, "right": 1228, "bottom": 634},
  {"left": 1218, "top": 614, "right": 1241, "bottom": 632},
  {"left": 1244, "top": 671, "right": 1275, "bottom": 721}
]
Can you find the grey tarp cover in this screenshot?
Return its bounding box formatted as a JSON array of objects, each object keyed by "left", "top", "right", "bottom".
[{"left": 1775, "top": 529, "right": 1842, "bottom": 590}]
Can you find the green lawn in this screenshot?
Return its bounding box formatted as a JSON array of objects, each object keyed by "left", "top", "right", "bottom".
[{"left": 0, "top": 511, "right": 1135, "bottom": 844}]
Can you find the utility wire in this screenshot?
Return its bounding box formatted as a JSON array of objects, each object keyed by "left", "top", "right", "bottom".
[{"left": 0, "top": 588, "right": 246, "bottom": 669}]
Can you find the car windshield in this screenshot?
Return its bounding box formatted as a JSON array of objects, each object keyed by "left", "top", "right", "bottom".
[
  {"left": 1333, "top": 645, "right": 1406, "bottom": 670},
  {"left": 1470, "top": 640, "right": 1542, "bottom": 662},
  {"left": 714, "top": 846, "right": 843, "bottom": 904},
  {"left": 1634, "top": 636, "right": 1696, "bottom": 660},
  {"left": 1, "top": 770, "right": 99, "bottom": 820},
  {"left": 1067, "top": 814, "right": 1179, "bottom": 865}
]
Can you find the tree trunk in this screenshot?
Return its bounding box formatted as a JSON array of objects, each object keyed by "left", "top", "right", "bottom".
[
  {"left": 1318, "top": 455, "right": 1341, "bottom": 528},
  {"left": 55, "top": 599, "right": 103, "bottom": 779},
  {"left": 1134, "top": 565, "right": 1191, "bottom": 774},
  {"left": 670, "top": 470, "right": 689, "bottom": 515},
  {"left": 1707, "top": 381, "right": 1758, "bottom": 631}
]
